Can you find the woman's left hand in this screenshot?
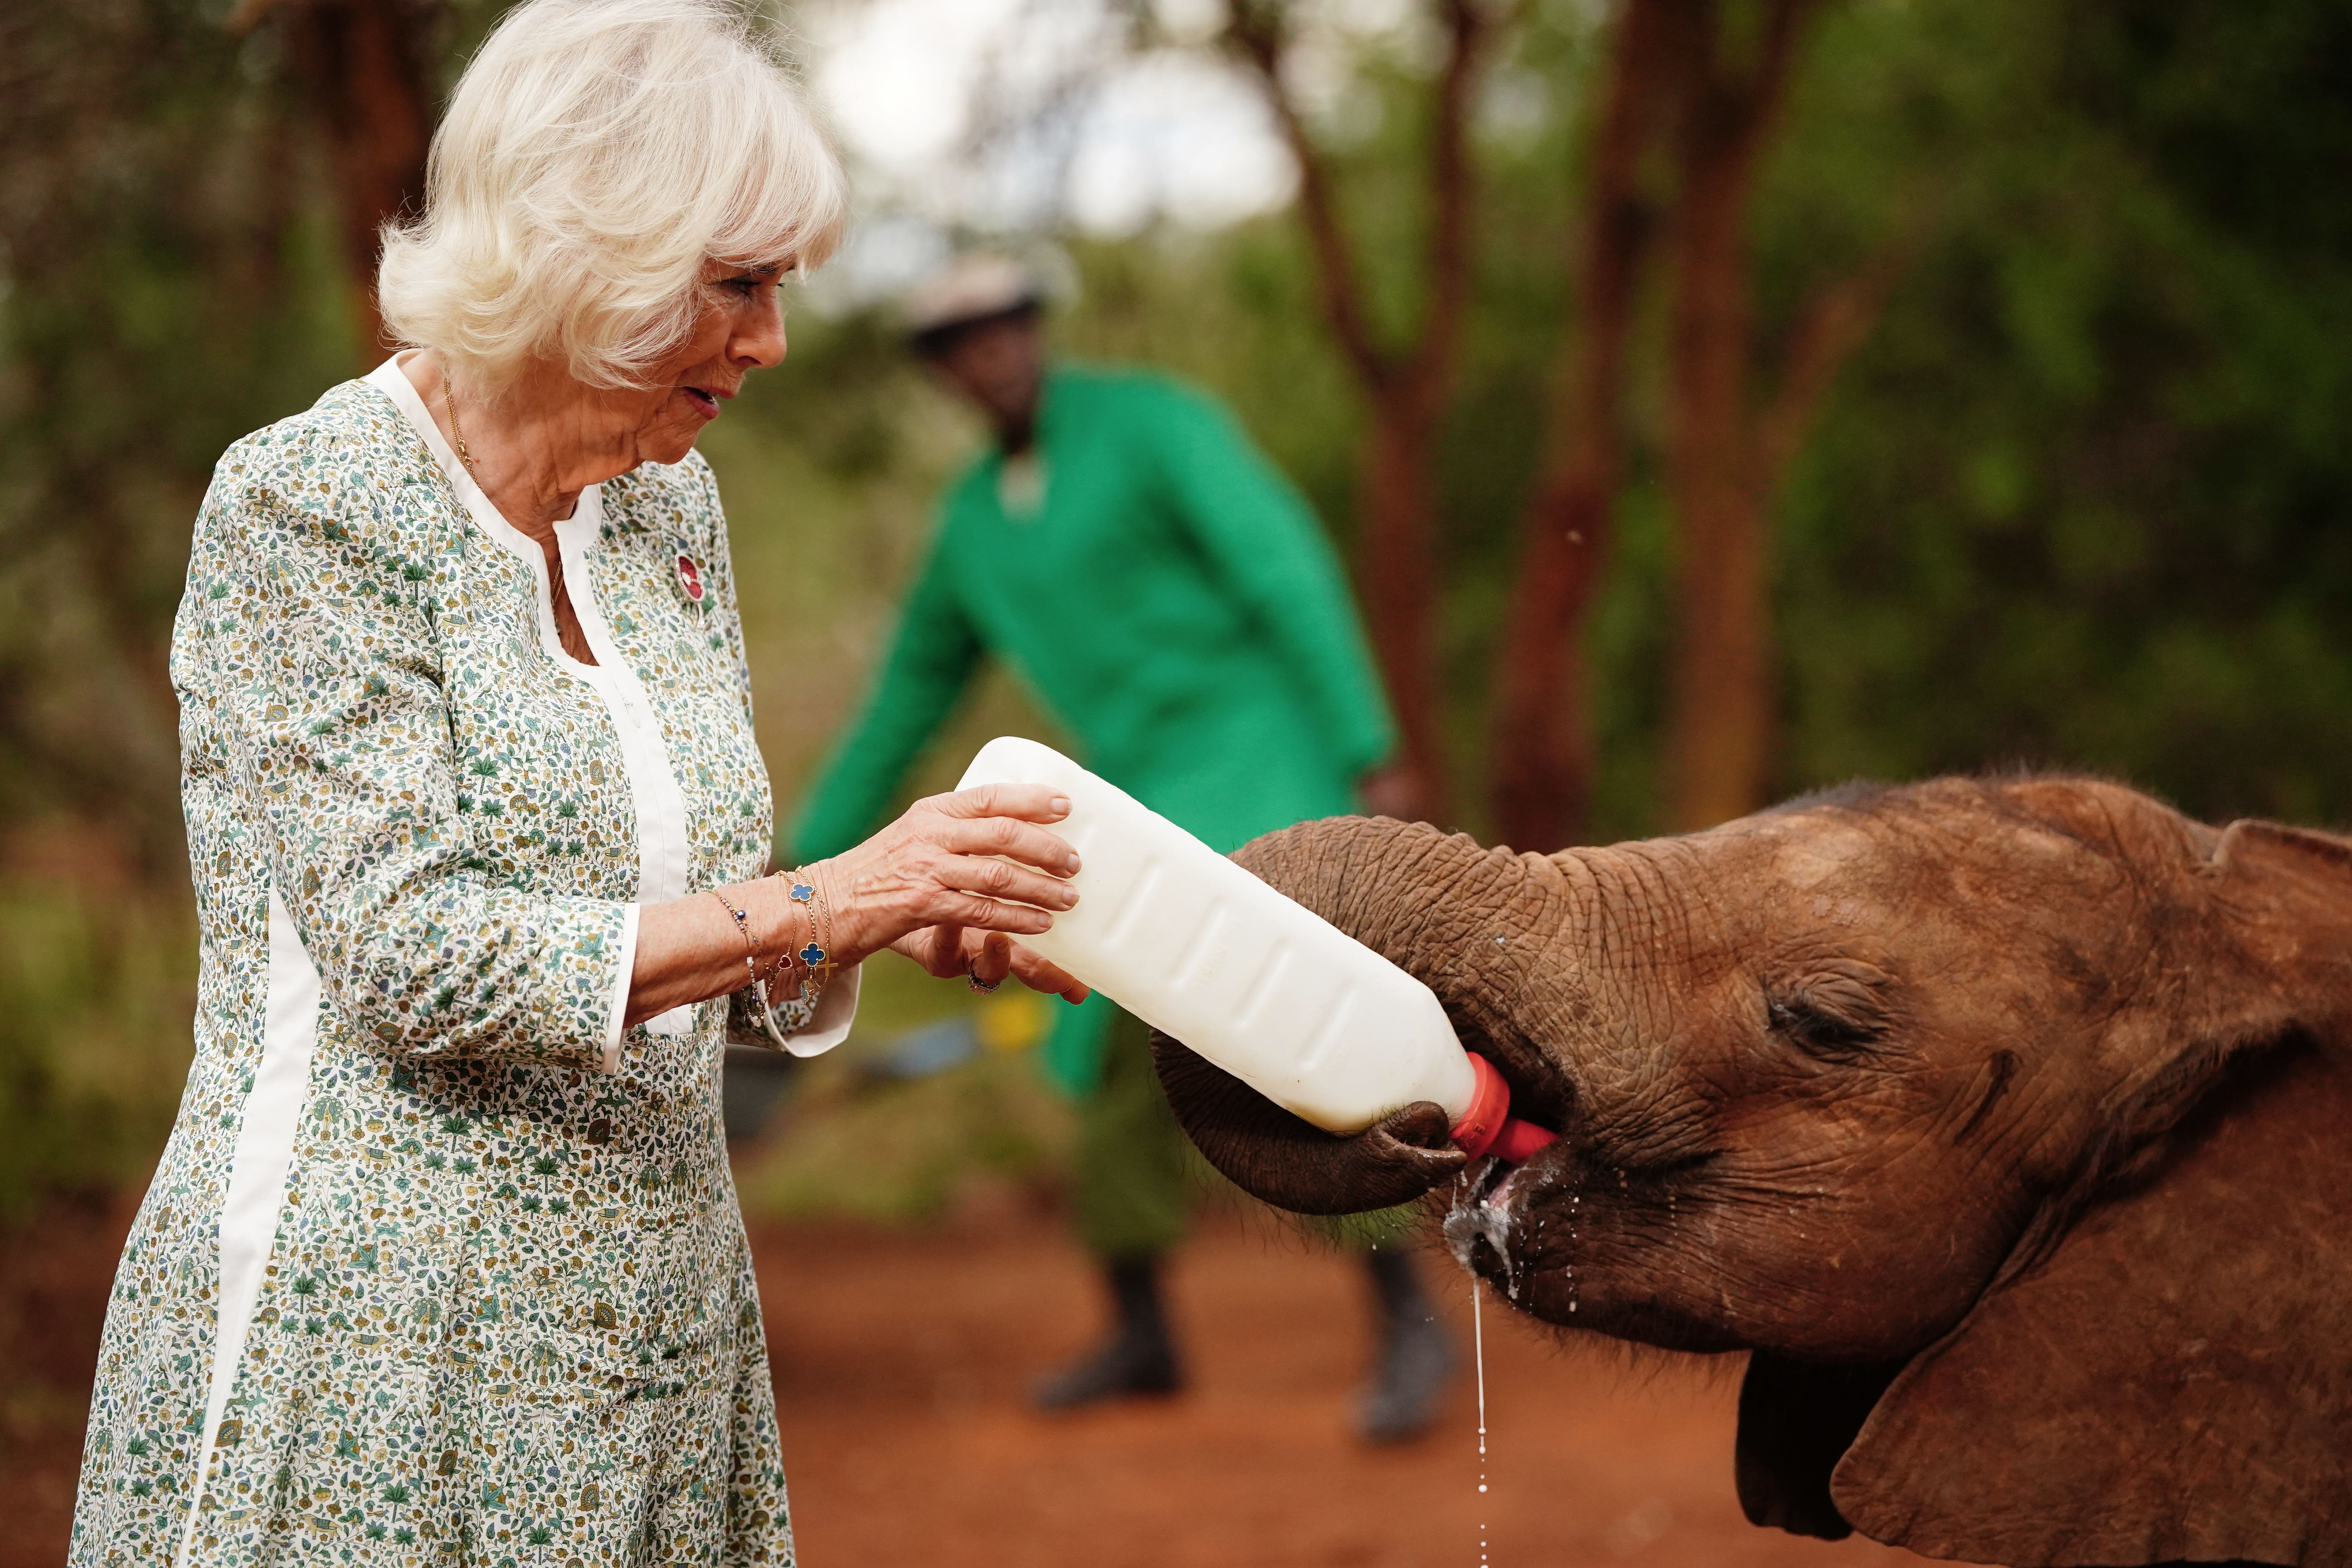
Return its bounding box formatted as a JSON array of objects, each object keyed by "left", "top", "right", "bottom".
[
  {"left": 893, "top": 926, "right": 1088, "bottom": 1002},
  {"left": 812, "top": 782, "right": 1091, "bottom": 1003}
]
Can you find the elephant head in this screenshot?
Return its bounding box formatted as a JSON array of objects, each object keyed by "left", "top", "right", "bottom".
[{"left": 1152, "top": 777, "right": 2352, "bottom": 1567}]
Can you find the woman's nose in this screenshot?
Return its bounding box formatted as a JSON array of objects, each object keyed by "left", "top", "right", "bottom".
[{"left": 734, "top": 295, "right": 787, "bottom": 370}]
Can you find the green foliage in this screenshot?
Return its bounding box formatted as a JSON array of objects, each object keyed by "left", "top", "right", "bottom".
[
  {"left": 1773, "top": 0, "right": 2352, "bottom": 825},
  {"left": 735, "top": 1046, "right": 1072, "bottom": 1226},
  {"left": 733, "top": 950, "right": 1077, "bottom": 1224},
  {"left": 0, "top": 880, "right": 195, "bottom": 1218},
  {"left": 0, "top": 0, "right": 359, "bottom": 868}
]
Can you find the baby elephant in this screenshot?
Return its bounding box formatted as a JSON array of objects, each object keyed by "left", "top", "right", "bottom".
[{"left": 1151, "top": 776, "right": 2352, "bottom": 1568}]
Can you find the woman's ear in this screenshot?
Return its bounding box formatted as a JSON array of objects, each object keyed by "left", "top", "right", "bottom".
[{"left": 1829, "top": 1030, "right": 2352, "bottom": 1566}]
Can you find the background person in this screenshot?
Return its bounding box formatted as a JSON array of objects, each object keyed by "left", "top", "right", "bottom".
[
  {"left": 791, "top": 255, "right": 1456, "bottom": 1443},
  {"left": 74, "top": 8, "right": 1089, "bottom": 1564}
]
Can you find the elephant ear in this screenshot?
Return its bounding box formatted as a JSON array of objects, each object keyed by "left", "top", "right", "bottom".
[
  {"left": 1731, "top": 1354, "right": 1905, "bottom": 1541},
  {"left": 1831, "top": 820, "right": 2352, "bottom": 1568}
]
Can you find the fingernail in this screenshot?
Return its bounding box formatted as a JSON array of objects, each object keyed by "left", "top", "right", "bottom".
[
  {"left": 1064, "top": 853, "right": 1082, "bottom": 873},
  {"left": 1060, "top": 889, "right": 1079, "bottom": 909},
  {"left": 1049, "top": 796, "right": 1071, "bottom": 815}
]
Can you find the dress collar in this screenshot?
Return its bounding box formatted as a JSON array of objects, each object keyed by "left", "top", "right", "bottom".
[{"left": 364, "top": 354, "right": 607, "bottom": 560}]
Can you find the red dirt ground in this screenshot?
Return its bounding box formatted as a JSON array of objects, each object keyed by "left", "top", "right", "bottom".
[
  {"left": 759, "top": 1196, "right": 1920, "bottom": 1568},
  {"left": 5, "top": 1193, "right": 1925, "bottom": 1568}
]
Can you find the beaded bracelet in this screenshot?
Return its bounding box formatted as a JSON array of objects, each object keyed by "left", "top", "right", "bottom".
[{"left": 707, "top": 889, "right": 761, "bottom": 993}]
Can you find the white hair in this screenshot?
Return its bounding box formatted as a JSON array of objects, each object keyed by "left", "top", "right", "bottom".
[{"left": 377, "top": 0, "right": 846, "bottom": 396}]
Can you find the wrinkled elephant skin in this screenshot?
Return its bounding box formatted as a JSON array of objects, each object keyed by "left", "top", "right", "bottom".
[{"left": 1150, "top": 778, "right": 2352, "bottom": 1568}]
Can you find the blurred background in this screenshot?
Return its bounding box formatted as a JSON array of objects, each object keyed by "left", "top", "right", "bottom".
[{"left": 2, "top": 0, "right": 2348, "bottom": 1563}]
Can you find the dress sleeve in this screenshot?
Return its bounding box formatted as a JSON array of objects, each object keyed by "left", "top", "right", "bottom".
[
  {"left": 788, "top": 521, "right": 984, "bottom": 861},
  {"left": 1145, "top": 382, "right": 1398, "bottom": 777},
  {"left": 203, "top": 439, "right": 632, "bottom": 1070},
  {"left": 674, "top": 456, "right": 866, "bottom": 1056}
]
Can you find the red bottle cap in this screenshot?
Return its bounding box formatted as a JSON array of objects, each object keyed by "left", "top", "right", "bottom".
[
  {"left": 1448, "top": 1052, "right": 1560, "bottom": 1164},
  {"left": 1449, "top": 1054, "right": 1512, "bottom": 1158},
  {"left": 1491, "top": 1116, "right": 1560, "bottom": 1165}
]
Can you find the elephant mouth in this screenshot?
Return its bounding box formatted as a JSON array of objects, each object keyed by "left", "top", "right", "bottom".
[
  {"left": 1441, "top": 1109, "right": 1586, "bottom": 1312},
  {"left": 1442, "top": 1149, "right": 1558, "bottom": 1303}
]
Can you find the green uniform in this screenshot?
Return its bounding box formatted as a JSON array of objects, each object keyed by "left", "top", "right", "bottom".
[{"left": 793, "top": 366, "right": 1396, "bottom": 1112}]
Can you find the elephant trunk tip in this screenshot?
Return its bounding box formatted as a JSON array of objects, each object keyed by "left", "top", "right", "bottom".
[{"left": 1450, "top": 1053, "right": 1561, "bottom": 1164}]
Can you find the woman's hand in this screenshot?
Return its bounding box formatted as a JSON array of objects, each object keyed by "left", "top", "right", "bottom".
[
  {"left": 624, "top": 784, "right": 1087, "bottom": 1028},
  {"left": 815, "top": 783, "right": 1089, "bottom": 1002},
  {"left": 891, "top": 926, "right": 1087, "bottom": 1002}
]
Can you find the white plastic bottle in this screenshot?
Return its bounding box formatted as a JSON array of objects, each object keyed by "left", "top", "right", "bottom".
[{"left": 956, "top": 736, "right": 1553, "bottom": 1161}]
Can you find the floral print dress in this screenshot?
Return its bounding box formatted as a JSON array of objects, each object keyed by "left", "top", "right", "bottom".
[{"left": 71, "top": 356, "right": 854, "bottom": 1567}]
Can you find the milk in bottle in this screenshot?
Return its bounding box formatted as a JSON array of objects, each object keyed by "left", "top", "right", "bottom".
[{"left": 956, "top": 737, "right": 1551, "bottom": 1160}]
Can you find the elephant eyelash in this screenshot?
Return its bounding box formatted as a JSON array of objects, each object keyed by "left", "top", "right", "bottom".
[
  {"left": 1766, "top": 994, "right": 1885, "bottom": 1060},
  {"left": 1640, "top": 1147, "right": 1723, "bottom": 1180}
]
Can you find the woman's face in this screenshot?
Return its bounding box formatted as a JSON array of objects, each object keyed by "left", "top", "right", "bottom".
[{"left": 626, "top": 258, "right": 791, "bottom": 465}]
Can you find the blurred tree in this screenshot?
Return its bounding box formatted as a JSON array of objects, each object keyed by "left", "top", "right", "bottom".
[
  {"left": 1484, "top": 0, "right": 1677, "bottom": 849},
  {"left": 0, "top": 0, "right": 333, "bottom": 873},
  {"left": 1656, "top": 0, "right": 1898, "bottom": 831},
  {"left": 1770, "top": 0, "right": 2352, "bottom": 828},
  {"left": 0, "top": 0, "right": 456, "bottom": 875},
  {"left": 231, "top": 0, "right": 441, "bottom": 357},
  {"left": 0, "top": 0, "right": 358, "bottom": 1216},
  {"left": 1220, "top": 0, "right": 1521, "bottom": 823},
  {"left": 1489, "top": 0, "right": 1903, "bottom": 844}
]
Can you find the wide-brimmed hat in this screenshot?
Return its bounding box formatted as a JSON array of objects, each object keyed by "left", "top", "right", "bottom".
[{"left": 902, "top": 254, "right": 1042, "bottom": 352}]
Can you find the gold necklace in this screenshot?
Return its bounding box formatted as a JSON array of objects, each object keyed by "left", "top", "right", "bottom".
[{"left": 442, "top": 369, "right": 478, "bottom": 477}]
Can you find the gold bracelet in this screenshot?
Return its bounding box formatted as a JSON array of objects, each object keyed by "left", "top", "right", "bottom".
[
  {"left": 707, "top": 888, "right": 760, "bottom": 993},
  {"left": 774, "top": 866, "right": 835, "bottom": 1001}
]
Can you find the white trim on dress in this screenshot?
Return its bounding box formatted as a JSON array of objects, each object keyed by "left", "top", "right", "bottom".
[
  {"left": 175, "top": 886, "right": 321, "bottom": 1568},
  {"left": 367, "top": 356, "right": 701, "bottom": 1043},
  {"left": 172, "top": 365, "right": 864, "bottom": 1564},
  {"left": 364, "top": 357, "right": 858, "bottom": 1060}
]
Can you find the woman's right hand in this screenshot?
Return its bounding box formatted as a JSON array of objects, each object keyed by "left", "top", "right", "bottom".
[
  {"left": 810, "top": 782, "right": 1085, "bottom": 995},
  {"left": 624, "top": 784, "right": 1085, "bottom": 1027}
]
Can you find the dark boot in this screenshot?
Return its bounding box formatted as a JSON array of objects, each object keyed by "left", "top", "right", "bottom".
[
  {"left": 1356, "top": 1247, "right": 1455, "bottom": 1443},
  {"left": 1031, "top": 1254, "right": 1184, "bottom": 1411}
]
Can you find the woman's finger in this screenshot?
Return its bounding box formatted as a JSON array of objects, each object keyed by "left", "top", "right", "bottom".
[
  {"left": 887, "top": 924, "right": 972, "bottom": 978},
  {"left": 1004, "top": 939, "right": 1089, "bottom": 1002},
  {"left": 923, "top": 920, "right": 966, "bottom": 978},
  {"left": 926, "top": 782, "right": 1071, "bottom": 824},
  {"left": 931, "top": 814, "right": 1081, "bottom": 875},
  {"left": 922, "top": 891, "right": 1057, "bottom": 938},
  {"left": 969, "top": 931, "right": 1014, "bottom": 988},
  {"left": 929, "top": 853, "right": 1078, "bottom": 915}
]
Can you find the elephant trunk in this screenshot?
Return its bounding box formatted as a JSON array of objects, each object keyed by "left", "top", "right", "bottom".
[{"left": 1151, "top": 815, "right": 1540, "bottom": 1215}]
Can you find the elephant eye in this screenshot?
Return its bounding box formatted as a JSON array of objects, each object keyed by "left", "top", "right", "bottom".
[{"left": 1765, "top": 987, "right": 1886, "bottom": 1060}]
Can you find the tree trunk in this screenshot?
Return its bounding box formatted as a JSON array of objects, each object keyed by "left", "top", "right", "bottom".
[
  {"left": 1223, "top": 0, "right": 1503, "bottom": 827},
  {"left": 1661, "top": 105, "right": 1769, "bottom": 831},
  {"left": 1355, "top": 380, "right": 1449, "bottom": 816},
  {"left": 278, "top": 0, "right": 436, "bottom": 361},
  {"left": 1486, "top": 0, "right": 1688, "bottom": 851},
  {"left": 1659, "top": 0, "right": 1813, "bottom": 831}
]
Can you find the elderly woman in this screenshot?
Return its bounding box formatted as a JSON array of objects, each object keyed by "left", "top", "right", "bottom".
[{"left": 71, "top": 3, "right": 1085, "bottom": 1563}]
